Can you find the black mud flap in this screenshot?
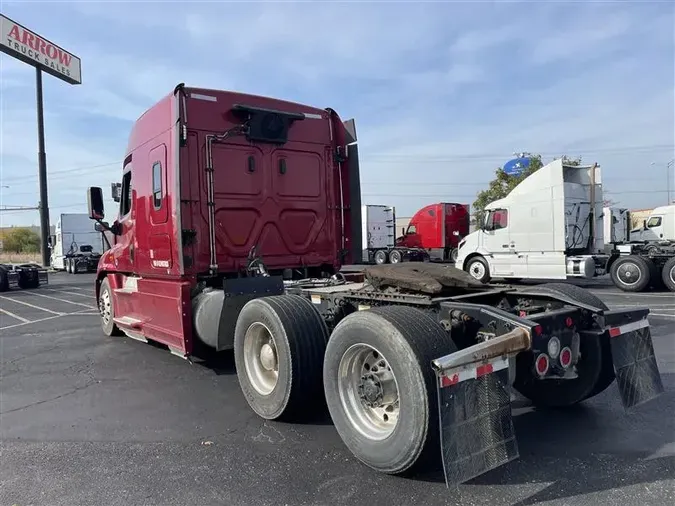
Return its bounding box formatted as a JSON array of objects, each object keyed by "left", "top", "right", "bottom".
[
  {"left": 217, "top": 275, "right": 285, "bottom": 351},
  {"left": 436, "top": 356, "right": 519, "bottom": 486},
  {"left": 38, "top": 269, "right": 49, "bottom": 286},
  {"left": 604, "top": 310, "right": 664, "bottom": 410}
]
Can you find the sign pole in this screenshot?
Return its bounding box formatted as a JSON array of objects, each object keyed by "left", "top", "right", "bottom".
[{"left": 35, "top": 67, "right": 51, "bottom": 267}]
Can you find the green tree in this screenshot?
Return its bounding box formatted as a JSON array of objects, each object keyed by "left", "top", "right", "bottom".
[
  {"left": 472, "top": 154, "right": 583, "bottom": 223},
  {"left": 2, "top": 228, "right": 41, "bottom": 254}
]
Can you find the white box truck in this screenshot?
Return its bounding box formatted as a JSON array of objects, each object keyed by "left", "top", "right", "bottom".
[
  {"left": 49, "top": 213, "right": 105, "bottom": 274},
  {"left": 361, "top": 204, "right": 428, "bottom": 264}
]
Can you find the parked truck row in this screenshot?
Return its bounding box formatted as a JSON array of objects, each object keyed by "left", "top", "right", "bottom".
[
  {"left": 84, "top": 84, "right": 664, "bottom": 489},
  {"left": 360, "top": 202, "right": 470, "bottom": 265}
]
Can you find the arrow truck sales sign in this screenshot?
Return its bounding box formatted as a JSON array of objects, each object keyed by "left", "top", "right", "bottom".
[{"left": 1, "top": 14, "right": 81, "bottom": 85}]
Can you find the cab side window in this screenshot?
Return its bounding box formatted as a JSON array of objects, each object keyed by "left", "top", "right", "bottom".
[
  {"left": 152, "top": 161, "right": 163, "bottom": 209},
  {"left": 406, "top": 224, "right": 417, "bottom": 234},
  {"left": 486, "top": 209, "right": 508, "bottom": 231},
  {"left": 120, "top": 170, "right": 133, "bottom": 218},
  {"left": 647, "top": 216, "right": 662, "bottom": 228}
]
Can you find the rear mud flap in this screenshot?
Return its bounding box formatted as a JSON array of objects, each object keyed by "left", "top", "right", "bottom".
[
  {"left": 436, "top": 357, "right": 518, "bottom": 486},
  {"left": 607, "top": 319, "right": 664, "bottom": 410}
]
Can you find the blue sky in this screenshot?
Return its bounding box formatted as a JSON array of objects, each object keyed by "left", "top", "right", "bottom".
[{"left": 1, "top": 0, "right": 673, "bottom": 228}]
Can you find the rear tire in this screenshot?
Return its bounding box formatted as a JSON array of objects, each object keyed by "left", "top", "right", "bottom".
[
  {"left": 374, "top": 250, "right": 388, "bottom": 265},
  {"left": 517, "top": 283, "right": 612, "bottom": 405},
  {"left": 389, "top": 249, "right": 402, "bottom": 264},
  {"left": 610, "top": 255, "right": 652, "bottom": 292},
  {"left": 449, "top": 248, "right": 458, "bottom": 263},
  {"left": 661, "top": 257, "right": 675, "bottom": 292},
  {"left": 234, "top": 294, "right": 328, "bottom": 422},
  {"left": 323, "top": 306, "right": 456, "bottom": 475}
]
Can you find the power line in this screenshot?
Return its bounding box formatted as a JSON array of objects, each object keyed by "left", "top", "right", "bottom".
[{"left": 1, "top": 143, "right": 673, "bottom": 183}]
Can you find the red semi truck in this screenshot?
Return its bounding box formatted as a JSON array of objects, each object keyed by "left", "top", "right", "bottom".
[
  {"left": 86, "top": 84, "right": 663, "bottom": 487},
  {"left": 396, "top": 202, "right": 470, "bottom": 263}
]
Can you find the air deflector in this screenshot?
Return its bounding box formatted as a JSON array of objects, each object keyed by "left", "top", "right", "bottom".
[{"left": 232, "top": 104, "right": 305, "bottom": 144}]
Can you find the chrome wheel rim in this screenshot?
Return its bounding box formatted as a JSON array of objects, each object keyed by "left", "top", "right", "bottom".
[
  {"left": 469, "top": 261, "right": 486, "bottom": 280},
  {"left": 99, "top": 288, "right": 111, "bottom": 326},
  {"left": 338, "top": 343, "right": 400, "bottom": 441},
  {"left": 243, "top": 322, "right": 279, "bottom": 395}
]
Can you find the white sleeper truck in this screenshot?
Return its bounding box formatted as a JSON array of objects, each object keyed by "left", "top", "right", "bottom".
[
  {"left": 455, "top": 160, "right": 675, "bottom": 292},
  {"left": 456, "top": 159, "right": 607, "bottom": 282}
]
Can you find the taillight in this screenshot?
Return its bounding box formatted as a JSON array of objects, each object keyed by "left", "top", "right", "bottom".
[
  {"left": 565, "top": 317, "right": 574, "bottom": 328},
  {"left": 560, "top": 347, "right": 573, "bottom": 369},
  {"left": 535, "top": 353, "right": 549, "bottom": 376}
]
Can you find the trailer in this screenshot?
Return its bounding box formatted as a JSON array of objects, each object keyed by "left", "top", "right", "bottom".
[
  {"left": 361, "top": 204, "right": 428, "bottom": 264},
  {"left": 84, "top": 84, "right": 664, "bottom": 488}
]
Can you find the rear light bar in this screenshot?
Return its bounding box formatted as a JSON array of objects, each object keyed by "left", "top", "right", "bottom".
[{"left": 608, "top": 318, "right": 649, "bottom": 338}]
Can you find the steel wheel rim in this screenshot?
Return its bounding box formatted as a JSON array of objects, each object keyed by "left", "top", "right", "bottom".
[
  {"left": 617, "top": 262, "right": 641, "bottom": 286},
  {"left": 669, "top": 264, "right": 675, "bottom": 284},
  {"left": 243, "top": 322, "right": 279, "bottom": 396},
  {"left": 390, "top": 252, "right": 401, "bottom": 264},
  {"left": 337, "top": 343, "right": 400, "bottom": 441},
  {"left": 99, "top": 289, "right": 111, "bottom": 326},
  {"left": 470, "top": 261, "right": 485, "bottom": 280}
]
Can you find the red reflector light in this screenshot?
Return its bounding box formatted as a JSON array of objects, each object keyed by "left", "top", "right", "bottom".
[
  {"left": 535, "top": 353, "right": 549, "bottom": 376},
  {"left": 565, "top": 317, "right": 574, "bottom": 328},
  {"left": 534, "top": 325, "right": 543, "bottom": 336},
  {"left": 560, "top": 347, "right": 572, "bottom": 368},
  {"left": 609, "top": 327, "right": 621, "bottom": 338}
]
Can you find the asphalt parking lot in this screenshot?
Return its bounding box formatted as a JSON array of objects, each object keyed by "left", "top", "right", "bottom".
[{"left": 1, "top": 273, "right": 673, "bottom": 506}]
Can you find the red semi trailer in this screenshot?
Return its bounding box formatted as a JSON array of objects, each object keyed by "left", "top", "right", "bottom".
[
  {"left": 396, "top": 202, "right": 470, "bottom": 263},
  {"left": 85, "top": 84, "right": 663, "bottom": 487}
]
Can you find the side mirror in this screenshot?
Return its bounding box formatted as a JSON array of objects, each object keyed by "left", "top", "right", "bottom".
[
  {"left": 87, "top": 187, "right": 105, "bottom": 220},
  {"left": 643, "top": 220, "right": 648, "bottom": 230}
]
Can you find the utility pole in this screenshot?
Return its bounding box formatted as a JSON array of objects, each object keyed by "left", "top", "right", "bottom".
[{"left": 36, "top": 68, "right": 51, "bottom": 267}]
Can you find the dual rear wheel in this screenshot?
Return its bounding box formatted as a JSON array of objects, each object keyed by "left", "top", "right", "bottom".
[{"left": 233, "top": 296, "right": 456, "bottom": 475}]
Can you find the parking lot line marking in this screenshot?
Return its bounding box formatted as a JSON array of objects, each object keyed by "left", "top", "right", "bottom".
[
  {"left": 0, "top": 315, "right": 61, "bottom": 331},
  {"left": 58, "top": 286, "right": 90, "bottom": 292},
  {"left": 649, "top": 313, "right": 675, "bottom": 319},
  {"left": 17, "top": 291, "right": 97, "bottom": 309},
  {"left": 591, "top": 291, "right": 675, "bottom": 298},
  {"left": 43, "top": 288, "right": 93, "bottom": 299},
  {"left": 0, "top": 295, "right": 64, "bottom": 315},
  {"left": 0, "top": 307, "right": 31, "bottom": 323}
]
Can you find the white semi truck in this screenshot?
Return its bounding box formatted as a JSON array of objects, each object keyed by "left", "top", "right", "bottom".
[
  {"left": 455, "top": 160, "right": 675, "bottom": 292},
  {"left": 361, "top": 204, "right": 428, "bottom": 264},
  {"left": 49, "top": 213, "right": 106, "bottom": 274}
]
